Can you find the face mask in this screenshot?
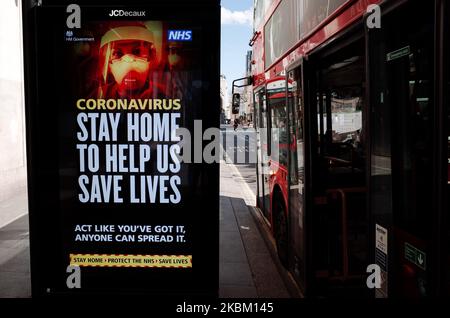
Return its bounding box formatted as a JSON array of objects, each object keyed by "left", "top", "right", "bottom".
[{"left": 110, "top": 55, "right": 150, "bottom": 91}]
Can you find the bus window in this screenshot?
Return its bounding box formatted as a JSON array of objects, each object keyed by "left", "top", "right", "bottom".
[
  {"left": 267, "top": 78, "right": 288, "bottom": 167},
  {"left": 257, "top": 88, "right": 271, "bottom": 219},
  {"left": 317, "top": 52, "right": 366, "bottom": 188},
  {"left": 254, "top": 92, "right": 260, "bottom": 130},
  {"left": 289, "top": 69, "right": 304, "bottom": 186}
]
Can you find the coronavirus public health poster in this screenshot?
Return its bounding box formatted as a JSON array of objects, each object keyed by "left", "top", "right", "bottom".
[{"left": 23, "top": 1, "right": 219, "bottom": 296}]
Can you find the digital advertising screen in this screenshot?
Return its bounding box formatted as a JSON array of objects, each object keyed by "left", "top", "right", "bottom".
[{"left": 22, "top": 0, "right": 220, "bottom": 296}]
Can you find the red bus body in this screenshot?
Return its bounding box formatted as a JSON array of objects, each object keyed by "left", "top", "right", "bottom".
[
  {"left": 251, "top": 0, "right": 450, "bottom": 297},
  {"left": 253, "top": 0, "right": 380, "bottom": 223}
]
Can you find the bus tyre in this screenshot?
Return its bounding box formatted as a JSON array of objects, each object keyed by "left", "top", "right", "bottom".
[{"left": 274, "top": 200, "right": 288, "bottom": 268}]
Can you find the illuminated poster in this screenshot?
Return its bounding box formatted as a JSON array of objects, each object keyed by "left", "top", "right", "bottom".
[{"left": 23, "top": 1, "right": 219, "bottom": 296}]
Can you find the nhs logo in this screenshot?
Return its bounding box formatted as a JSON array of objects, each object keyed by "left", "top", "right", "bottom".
[{"left": 168, "top": 30, "right": 193, "bottom": 41}]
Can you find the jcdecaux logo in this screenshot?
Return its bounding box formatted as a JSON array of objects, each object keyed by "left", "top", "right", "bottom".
[{"left": 168, "top": 30, "right": 192, "bottom": 41}]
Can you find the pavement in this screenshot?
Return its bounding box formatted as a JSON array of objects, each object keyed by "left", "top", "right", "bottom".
[
  {"left": 219, "top": 158, "right": 290, "bottom": 298},
  {"left": 0, "top": 191, "right": 31, "bottom": 298},
  {"left": 0, "top": 127, "right": 291, "bottom": 298},
  {"left": 219, "top": 126, "right": 291, "bottom": 298}
]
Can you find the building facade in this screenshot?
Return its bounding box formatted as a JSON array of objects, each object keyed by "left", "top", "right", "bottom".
[{"left": 220, "top": 74, "right": 231, "bottom": 123}]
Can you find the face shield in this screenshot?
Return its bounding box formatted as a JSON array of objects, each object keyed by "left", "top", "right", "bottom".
[{"left": 99, "top": 26, "right": 157, "bottom": 97}]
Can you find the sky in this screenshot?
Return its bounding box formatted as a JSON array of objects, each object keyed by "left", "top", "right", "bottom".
[{"left": 221, "top": 0, "right": 254, "bottom": 97}]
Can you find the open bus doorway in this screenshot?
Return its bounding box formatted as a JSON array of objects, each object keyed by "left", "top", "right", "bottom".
[{"left": 303, "top": 37, "right": 369, "bottom": 297}]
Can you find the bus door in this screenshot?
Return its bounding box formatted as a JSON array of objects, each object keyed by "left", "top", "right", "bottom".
[
  {"left": 267, "top": 77, "right": 289, "bottom": 265},
  {"left": 287, "top": 64, "right": 307, "bottom": 292},
  {"left": 256, "top": 88, "right": 270, "bottom": 219},
  {"left": 305, "top": 36, "right": 369, "bottom": 297},
  {"left": 367, "top": 0, "right": 447, "bottom": 297}
]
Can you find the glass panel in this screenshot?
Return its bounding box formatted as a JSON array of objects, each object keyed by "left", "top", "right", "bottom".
[
  {"left": 370, "top": 1, "right": 435, "bottom": 298},
  {"left": 288, "top": 67, "right": 306, "bottom": 287},
  {"left": 369, "top": 2, "right": 436, "bottom": 241},
  {"left": 264, "top": 0, "right": 299, "bottom": 68},
  {"left": 267, "top": 77, "right": 288, "bottom": 166},
  {"left": 328, "top": 87, "right": 364, "bottom": 165},
  {"left": 264, "top": 0, "right": 347, "bottom": 68},
  {"left": 312, "top": 39, "right": 368, "bottom": 278},
  {"left": 317, "top": 52, "right": 366, "bottom": 188},
  {"left": 258, "top": 89, "right": 271, "bottom": 218},
  {"left": 254, "top": 0, "right": 273, "bottom": 30},
  {"left": 254, "top": 91, "right": 260, "bottom": 130},
  {"left": 300, "top": 0, "right": 347, "bottom": 38},
  {"left": 389, "top": 22, "right": 434, "bottom": 240}
]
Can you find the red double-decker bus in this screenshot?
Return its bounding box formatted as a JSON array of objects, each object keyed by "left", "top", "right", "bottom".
[{"left": 248, "top": 0, "right": 449, "bottom": 297}]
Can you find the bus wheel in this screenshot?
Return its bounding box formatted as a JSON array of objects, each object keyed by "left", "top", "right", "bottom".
[{"left": 274, "top": 200, "right": 288, "bottom": 268}]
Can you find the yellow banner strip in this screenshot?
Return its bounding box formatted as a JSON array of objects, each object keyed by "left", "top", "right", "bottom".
[{"left": 69, "top": 254, "right": 192, "bottom": 268}]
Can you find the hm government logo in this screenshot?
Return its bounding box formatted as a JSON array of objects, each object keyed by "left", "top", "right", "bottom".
[{"left": 64, "top": 4, "right": 93, "bottom": 42}]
